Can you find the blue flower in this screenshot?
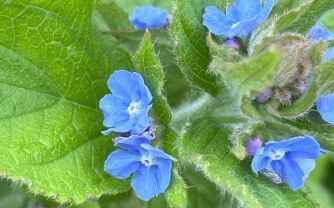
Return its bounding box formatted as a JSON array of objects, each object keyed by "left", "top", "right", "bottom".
[
  {"left": 203, "top": 0, "right": 275, "bottom": 39},
  {"left": 251, "top": 136, "right": 321, "bottom": 190},
  {"left": 317, "top": 93, "right": 334, "bottom": 125},
  {"left": 307, "top": 20, "right": 334, "bottom": 42},
  {"left": 104, "top": 135, "right": 176, "bottom": 201},
  {"left": 323, "top": 47, "right": 334, "bottom": 62},
  {"left": 129, "top": 5, "right": 168, "bottom": 30},
  {"left": 99, "top": 70, "right": 153, "bottom": 136}
]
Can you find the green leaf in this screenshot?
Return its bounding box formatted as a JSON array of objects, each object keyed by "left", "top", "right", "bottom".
[
  {"left": 271, "top": 0, "right": 305, "bottom": 16},
  {"left": 275, "top": 0, "right": 334, "bottom": 35},
  {"left": 321, "top": 9, "right": 334, "bottom": 33},
  {"left": 178, "top": 116, "right": 319, "bottom": 208},
  {"left": 165, "top": 169, "right": 188, "bottom": 208},
  {"left": 133, "top": 31, "right": 172, "bottom": 124},
  {"left": 115, "top": 0, "right": 173, "bottom": 13},
  {"left": 171, "top": 0, "right": 230, "bottom": 95},
  {"left": 182, "top": 165, "right": 239, "bottom": 208},
  {"left": 0, "top": 1, "right": 135, "bottom": 203},
  {"left": 250, "top": 1, "right": 334, "bottom": 55},
  {"left": 93, "top": 0, "right": 133, "bottom": 32},
  {"left": 303, "top": 154, "right": 334, "bottom": 208},
  {"left": 262, "top": 113, "right": 334, "bottom": 152}
]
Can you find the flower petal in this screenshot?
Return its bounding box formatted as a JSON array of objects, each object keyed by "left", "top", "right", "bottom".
[
  {"left": 132, "top": 72, "right": 153, "bottom": 104},
  {"left": 99, "top": 94, "right": 130, "bottom": 127},
  {"left": 129, "top": 5, "right": 168, "bottom": 30},
  {"left": 107, "top": 70, "right": 135, "bottom": 102},
  {"left": 155, "top": 158, "right": 172, "bottom": 194},
  {"left": 287, "top": 152, "right": 316, "bottom": 180},
  {"left": 131, "top": 165, "right": 158, "bottom": 201},
  {"left": 203, "top": 6, "right": 231, "bottom": 38},
  {"left": 307, "top": 20, "right": 334, "bottom": 42},
  {"left": 317, "top": 93, "right": 334, "bottom": 125},
  {"left": 266, "top": 136, "right": 320, "bottom": 158},
  {"left": 230, "top": 0, "right": 262, "bottom": 20},
  {"left": 324, "top": 47, "right": 334, "bottom": 62},
  {"left": 104, "top": 150, "right": 141, "bottom": 179},
  {"left": 253, "top": 0, "right": 275, "bottom": 26},
  {"left": 141, "top": 143, "right": 177, "bottom": 161},
  {"left": 251, "top": 147, "right": 271, "bottom": 173},
  {"left": 280, "top": 157, "right": 305, "bottom": 190},
  {"left": 115, "top": 135, "right": 151, "bottom": 151}
]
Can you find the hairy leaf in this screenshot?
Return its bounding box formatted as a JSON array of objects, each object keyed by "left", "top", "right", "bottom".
[
  {"left": 133, "top": 32, "right": 172, "bottom": 124},
  {"left": 0, "top": 0, "right": 136, "bottom": 203},
  {"left": 177, "top": 116, "right": 319, "bottom": 208},
  {"left": 321, "top": 9, "right": 334, "bottom": 33},
  {"left": 275, "top": 0, "right": 334, "bottom": 35},
  {"left": 171, "top": 0, "right": 231, "bottom": 95}
]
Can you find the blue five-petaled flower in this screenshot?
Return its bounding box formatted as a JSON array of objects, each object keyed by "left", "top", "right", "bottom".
[
  {"left": 129, "top": 5, "right": 168, "bottom": 30},
  {"left": 251, "top": 136, "right": 321, "bottom": 190},
  {"left": 104, "top": 135, "right": 176, "bottom": 201},
  {"left": 203, "top": 0, "right": 275, "bottom": 39},
  {"left": 99, "top": 70, "right": 153, "bottom": 136}
]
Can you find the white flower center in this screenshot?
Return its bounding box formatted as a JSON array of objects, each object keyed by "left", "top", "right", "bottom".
[
  {"left": 231, "top": 22, "right": 240, "bottom": 29},
  {"left": 141, "top": 151, "right": 154, "bottom": 166},
  {"left": 269, "top": 148, "right": 285, "bottom": 160},
  {"left": 128, "top": 102, "right": 141, "bottom": 115}
]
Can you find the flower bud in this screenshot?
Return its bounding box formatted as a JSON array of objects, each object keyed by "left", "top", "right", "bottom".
[{"left": 245, "top": 137, "right": 263, "bottom": 157}]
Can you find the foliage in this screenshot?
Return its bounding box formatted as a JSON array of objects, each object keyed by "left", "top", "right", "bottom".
[{"left": 0, "top": 0, "right": 334, "bottom": 207}]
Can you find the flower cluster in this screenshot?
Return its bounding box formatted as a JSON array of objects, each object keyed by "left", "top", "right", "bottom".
[
  {"left": 100, "top": 70, "right": 176, "bottom": 201},
  {"left": 198, "top": 0, "right": 330, "bottom": 190},
  {"left": 129, "top": 5, "right": 168, "bottom": 30}
]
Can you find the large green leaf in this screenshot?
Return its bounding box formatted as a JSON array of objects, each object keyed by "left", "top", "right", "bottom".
[
  {"left": 0, "top": 0, "right": 137, "bottom": 203},
  {"left": 171, "top": 0, "right": 231, "bottom": 95},
  {"left": 176, "top": 116, "right": 319, "bottom": 208}
]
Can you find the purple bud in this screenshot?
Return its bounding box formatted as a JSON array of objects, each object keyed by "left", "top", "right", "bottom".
[
  {"left": 245, "top": 137, "right": 263, "bottom": 157},
  {"left": 293, "top": 81, "right": 306, "bottom": 94},
  {"left": 223, "top": 39, "right": 240, "bottom": 50},
  {"left": 256, "top": 89, "right": 272, "bottom": 103}
]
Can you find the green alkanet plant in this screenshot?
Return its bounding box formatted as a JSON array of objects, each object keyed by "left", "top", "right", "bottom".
[{"left": 1, "top": 0, "right": 334, "bottom": 207}]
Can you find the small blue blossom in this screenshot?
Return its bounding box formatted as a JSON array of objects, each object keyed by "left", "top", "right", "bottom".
[
  {"left": 317, "top": 93, "right": 334, "bottom": 125},
  {"left": 99, "top": 70, "right": 153, "bottom": 136},
  {"left": 307, "top": 20, "right": 334, "bottom": 42},
  {"left": 104, "top": 135, "right": 176, "bottom": 201},
  {"left": 323, "top": 47, "right": 334, "bottom": 62},
  {"left": 129, "top": 5, "right": 168, "bottom": 30},
  {"left": 251, "top": 136, "right": 321, "bottom": 190},
  {"left": 203, "top": 0, "right": 275, "bottom": 38}
]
